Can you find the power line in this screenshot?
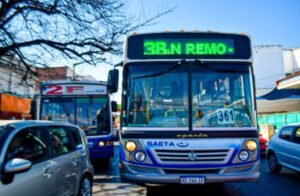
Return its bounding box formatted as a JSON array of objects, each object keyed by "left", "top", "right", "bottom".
[{"left": 256, "top": 73, "right": 284, "bottom": 81}]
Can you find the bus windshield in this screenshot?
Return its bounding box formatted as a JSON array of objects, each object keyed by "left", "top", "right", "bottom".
[
  {"left": 41, "top": 97, "right": 109, "bottom": 131},
  {"left": 191, "top": 63, "right": 255, "bottom": 128},
  {"left": 126, "top": 62, "right": 188, "bottom": 127},
  {"left": 124, "top": 62, "right": 255, "bottom": 128}
]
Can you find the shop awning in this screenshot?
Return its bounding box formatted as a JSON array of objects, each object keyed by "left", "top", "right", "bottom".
[
  {"left": 276, "top": 71, "right": 300, "bottom": 90},
  {"left": 257, "top": 88, "right": 300, "bottom": 100}
]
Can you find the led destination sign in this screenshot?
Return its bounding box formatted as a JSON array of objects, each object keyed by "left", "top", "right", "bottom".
[
  {"left": 127, "top": 33, "right": 251, "bottom": 60},
  {"left": 144, "top": 39, "right": 234, "bottom": 56}
]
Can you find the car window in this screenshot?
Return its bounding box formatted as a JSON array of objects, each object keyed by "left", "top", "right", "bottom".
[
  {"left": 48, "top": 126, "right": 74, "bottom": 156},
  {"left": 69, "top": 127, "right": 83, "bottom": 150},
  {"left": 294, "top": 127, "right": 300, "bottom": 144},
  {"left": 5, "top": 127, "right": 47, "bottom": 164},
  {"left": 279, "top": 126, "right": 293, "bottom": 141}
]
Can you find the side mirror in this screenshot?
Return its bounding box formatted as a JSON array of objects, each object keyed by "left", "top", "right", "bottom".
[
  {"left": 108, "top": 69, "right": 119, "bottom": 93},
  {"left": 111, "top": 101, "right": 117, "bottom": 112},
  {"left": 5, "top": 158, "right": 32, "bottom": 174}
]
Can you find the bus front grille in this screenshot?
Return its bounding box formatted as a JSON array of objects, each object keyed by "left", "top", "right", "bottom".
[
  {"left": 153, "top": 149, "right": 232, "bottom": 164},
  {"left": 163, "top": 168, "right": 221, "bottom": 174}
]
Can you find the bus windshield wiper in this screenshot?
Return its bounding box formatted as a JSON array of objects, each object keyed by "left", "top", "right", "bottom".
[
  {"left": 194, "top": 59, "right": 222, "bottom": 72},
  {"left": 194, "top": 59, "right": 245, "bottom": 73},
  {"left": 133, "top": 59, "right": 186, "bottom": 80}
]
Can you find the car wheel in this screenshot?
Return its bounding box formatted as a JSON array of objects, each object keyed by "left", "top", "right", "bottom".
[
  {"left": 79, "top": 176, "right": 92, "bottom": 196},
  {"left": 268, "top": 153, "right": 282, "bottom": 174}
]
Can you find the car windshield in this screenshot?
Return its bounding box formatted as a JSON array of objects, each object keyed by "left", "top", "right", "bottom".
[
  {"left": 0, "top": 125, "right": 14, "bottom": 152},
  {"left": 123, "top": 62, "right": 255, "bottom": 128}
]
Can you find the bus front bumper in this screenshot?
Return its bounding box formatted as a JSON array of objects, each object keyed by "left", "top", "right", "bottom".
[
  {"left": 120, "top": 161, "right": 260, "bottom": 184},
  {"left": 89, "top": 146, "right": 114, "bottom": 159}
]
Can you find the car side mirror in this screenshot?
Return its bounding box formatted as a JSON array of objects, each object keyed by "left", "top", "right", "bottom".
[
  {"left": 111, "top": 101, "right": 117, "bottom": 112},
  {"left": 108, "top": 69, "right": 119, "bottom": 93},
  {"left": 5, "top": 158, "right": 32, "bottom": 174}
]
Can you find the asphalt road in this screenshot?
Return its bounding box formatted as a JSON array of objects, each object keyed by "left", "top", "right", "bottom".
[{"left": 92, "top": 145, "right": 300, "bottom": 196}]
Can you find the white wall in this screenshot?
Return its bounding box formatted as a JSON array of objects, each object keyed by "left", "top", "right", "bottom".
[
  {"left": 253, "top": 45, "right": 285, "bottom": 90},
  {"left": 283, "top": 49, "right": 295, "bottom": 74},
  {"left": 293, "top": 48, "right": 300, "bottom": 71},
  {"left": 283, "top": 48, "right": 300, "bottom": 74}
]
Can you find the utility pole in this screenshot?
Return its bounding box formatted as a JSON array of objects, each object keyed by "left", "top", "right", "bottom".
[
  {"left": 73, "top": 62, "right": 82, "bottom": 80},
  {"left": 8, "top": 69, "right": 12, "bottom": 92}
]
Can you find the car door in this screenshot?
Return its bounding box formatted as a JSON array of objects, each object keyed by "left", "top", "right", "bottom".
[
  {"left": 276, "top": 126, "right": 294, "bottom": 166},
  {"left": 1, "top": 126, "right": 54, "bottom": 196},
  {"left": 47, "top": 126, "right": 79, "bottom": 196},
  {"left": 68, "top": 126, "right": 86, "bottom": 190},
  {"left": 290, "top": 126, "right": 300, "bottom": 170}
]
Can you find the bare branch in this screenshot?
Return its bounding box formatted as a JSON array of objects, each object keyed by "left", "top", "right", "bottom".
[{"left": 0, "top": 0, "right": 173, "bottom": 80}]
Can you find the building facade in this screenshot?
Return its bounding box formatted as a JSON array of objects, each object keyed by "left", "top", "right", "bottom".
[
  {"left": 0, "top": 55, "right": 37, "bottom": 119},
  {"left": 0, "top": 55, "right": 37, "bottom": 98},
  {"left": 253, "top": 46, "right": 300, "bottom": 129}
]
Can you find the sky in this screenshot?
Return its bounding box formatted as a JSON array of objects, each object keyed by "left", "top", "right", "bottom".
[
  {"left": 77, "top": 0, "right": 300, "bottom": 101},
  {"left": 128, "top": 0, "right": 300, "bottom": 48}
]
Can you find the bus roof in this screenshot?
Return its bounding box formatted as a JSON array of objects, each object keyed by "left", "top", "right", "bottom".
[
  {"left": 127, "top": 31, "right": 251, "bottom": 39},
  {"left": 41, "top": 80, "right": 107, "bottom": 86}
]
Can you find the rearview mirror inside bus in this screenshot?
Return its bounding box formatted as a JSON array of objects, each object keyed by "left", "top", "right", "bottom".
[{"left": 108, "top": 69, "right": 119, "bottom": 93}]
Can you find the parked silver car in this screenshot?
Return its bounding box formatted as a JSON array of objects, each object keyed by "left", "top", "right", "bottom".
[
  {"left": 267, "top": 123, "right": 300, "bottom": 174},
  {"left": 0, "top": 121, "right": 94, "bottom": 196}
]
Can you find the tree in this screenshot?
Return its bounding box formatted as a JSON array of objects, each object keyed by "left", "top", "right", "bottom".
[{"left": 0, "top": 0, "right": 172, "bottom": 79}]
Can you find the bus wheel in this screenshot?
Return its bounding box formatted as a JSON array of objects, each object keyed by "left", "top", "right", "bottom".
[{"left": 268, "top": 152, "right": 281, "bottom": 174}]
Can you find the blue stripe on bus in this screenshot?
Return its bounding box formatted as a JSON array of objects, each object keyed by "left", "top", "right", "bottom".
[
  {"left": 145, "top": 148, "right": 157, "bottom": 164},
  {"left": 119, "top": 143, "right": 126, "bottom": 161}
]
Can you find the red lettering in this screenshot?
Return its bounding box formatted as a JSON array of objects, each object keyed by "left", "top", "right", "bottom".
[{"left": 46, "top": 85, "right": 63, "bottom": 95}]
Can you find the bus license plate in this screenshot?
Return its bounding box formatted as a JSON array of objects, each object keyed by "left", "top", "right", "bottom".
[{"left": 180, "top": 176, "right": 206, "bottom": 184}]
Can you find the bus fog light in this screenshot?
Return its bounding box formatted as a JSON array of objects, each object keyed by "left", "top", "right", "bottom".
[
  {"left": 246, "top": 140, "right": 257, "bottom": 151},
  {"left": 126, "top": 154, "right": 132, "bottom": 161},
  {"left": 134, "top": 151, "right": 146, "bottom": 162},
  {"left": 239, "top": 150, "right": 249, "bottom": 161},
  {"left": 99, "top": 141, "right": 105, "bottom": 147},
  {"left": 125, "top": 141, "right": 136, "bottom": 152}
]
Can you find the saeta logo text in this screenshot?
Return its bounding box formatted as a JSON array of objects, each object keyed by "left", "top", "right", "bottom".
[{"left": 147, "top": 141, "right": 175, "bottom": 147}]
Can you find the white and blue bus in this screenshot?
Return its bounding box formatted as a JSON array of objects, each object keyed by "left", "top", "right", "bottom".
[
  {"left": 108, "top": 32, "right": 259, "bottom": 184},
  {"left": 39, "top": 80, "right": 116, "bottom": 160}
]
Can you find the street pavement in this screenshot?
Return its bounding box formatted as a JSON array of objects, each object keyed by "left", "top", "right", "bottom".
[{"left": 92, "top": 145, "right": 300, "bottom": 196}]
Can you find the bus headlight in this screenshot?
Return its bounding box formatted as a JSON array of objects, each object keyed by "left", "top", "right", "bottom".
[
  {"left": 125, "top": 141, "right": 136, "bottom": 152},
  {"left": 246, "top": 140, "right": 257, "bottom": 151},
  {"left": 98, "top": 141, "right": 105, "bottom": 147},
  {"left": 238, "top": 150, "right": 249, "bottom": 161},
  {"left": 134, "top": 151, "right": 146, "bottom": 162}
]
